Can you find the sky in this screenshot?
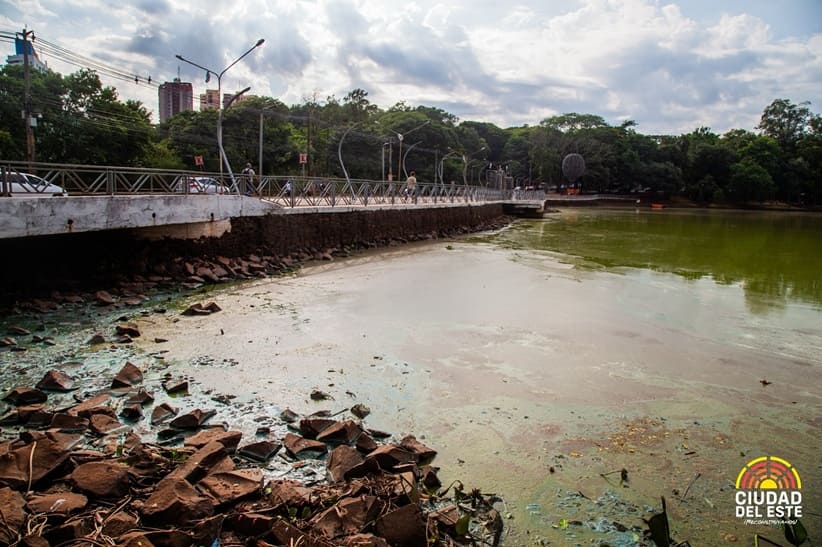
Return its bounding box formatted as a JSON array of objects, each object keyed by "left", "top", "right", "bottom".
[{"left": 2, "top": 0, "right": 821, "bottom": 135}]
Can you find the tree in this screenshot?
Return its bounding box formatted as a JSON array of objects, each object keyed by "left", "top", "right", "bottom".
[
  {"left": 757, "top": 99, "right": 814, "bottom": 150},
  {"left": 728, "top": 158, "right": 775, "bottom": 202}
]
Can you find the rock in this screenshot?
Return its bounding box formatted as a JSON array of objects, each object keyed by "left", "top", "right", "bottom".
[
  {"left": 167, "top": 441, "right": 232, "bottom": 484},
  {"left": 228, "top": 512, "right": 276, "bottom": 536},
  {"left": 67, "top": 393, "right": 111, "bottom": 417},
  {"left": 311, "top": 495, "right": 381, "bottom": 538},
  {"left": 266, "top": 479, "right": 314, "bottom": 509},
  {"left": 310, "top": 389, "right": 333, "bottom": 400},
  {"left": 271, "top": 520, "right": 334, "bottom": 547},
  {"left": 0, "top": 435, "right": 78, "bottom": 489},
  {"left": 399, "top": 435, "right": 437, "bottom": 461},
  {"left": 0, "top": 336, "right": 17, "bottom": 347},
  {"left": 343, "top": 534, "right": 390, "bottom": 547},
  {"left": 26, "top": 492, "right": 88, "bottom": 515},
  {"left": 117, "top": 531, "right": 157, "bottom": 547},
  {"left": 49, "top": 413, "right": 89, "bottom": 432},
  {"left": 238, "top": 440, "right": 282, "bottom": 461},
  {"left": 351, "top": 403, "right": 371, "bottom": 419},
  {"left": 316, "top": 420, "right": 363, "bottom": 445},
  {"left": 169, "top": 408, "right": 215, "bottom": 429},
  {"left": 198, "top": 469, "right": 263, "bottom": 505},
  {"left": 125, "top": 388, "right": 155, "bottom": 406},
  {"left": 8, "top": 325, "right": 31, "bottom": 335},
  {"left": 95, "top": 290, "right": 116, "bottom": 305},
  {"left": 181, "top": 302, "right": 222, "bottom": 316},
  {"left": 326, "top": 445, "right": 365, "bottom": 482},
  {"left": 162, "top": 379, "right": 189, "bottom": 394},
  {"left": 115, "top": 323, "right": 141, "bottom": 338},
  {"left": 89, "top": 413, "right": 125, "bottom": 435},
  {"left": 364, "top": 445, "right": 417, "bottom": 471},
  {"left": 195, "top": 266, "right": 220, "bottom": 283},
  {"left": 119, "top": 404, "right": 143, "bottom": 421},
  {"left": 36, "top": 369, "right": 75, "bottom": 392},
  {"left": 184, "top": 428, "right": 242, "bottom": 453},
  {"left": 280, "top": 408, "right": 300, "bottom": 422},
  {"left": 150, "top": 403, "right": 178, "bottom": 425},
  {"left": 374, "top": 503, "right": 427, "bottom": 546},
  {"left": 87, "top": 333, "right": 106, "bottom": 344},
  {"left": 101, "top": 512, "right": 139, "bottom": 537},
  {"left": 141, "top": 477, "right": 215, "bottom": 526},
  {"left": 299, "top": 417, "right": 337, "bottom": 439},
  {"left": 0, "top": 487, "right": 26, "bottom": 544},
  {"left": 2, "top": 387, "right": 48, "bottom": 406},
  {"left": 71, "top": 461, "right": 130, "bottom": 498},
  {"left": 112, "top": 361, "right": 143, "bottom": 388},
  {"left": 356, "top": 434, "right": 379, "bottom": 454},
  {"left": 283, "top": 432, "right": 328, "bottom": 457}
]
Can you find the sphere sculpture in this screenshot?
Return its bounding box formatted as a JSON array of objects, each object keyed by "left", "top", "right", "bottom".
[{"left": 562, "top": 153, "right": 586, "bottom": 183}]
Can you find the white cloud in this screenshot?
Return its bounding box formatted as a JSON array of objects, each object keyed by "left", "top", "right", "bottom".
[{"left": 3, "top": 0, "right": 821, "bottom": 134}]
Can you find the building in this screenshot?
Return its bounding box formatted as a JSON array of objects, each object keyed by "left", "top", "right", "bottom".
[
  {"left": 200, "top": 89, "right": 220, "bottom": 112},
  {"left": 158, "top": 78, "right": 193, "bottom": 122},
  {"left": 6, "top": 37, "right": 48, "bottom": 72}
]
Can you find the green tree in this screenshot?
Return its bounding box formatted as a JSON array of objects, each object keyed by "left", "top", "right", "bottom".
[
  {"left": 758, "top": 99, "right": 814, "bottom": 150},
  {"left": 728, "top": 157, "right": 775, "bottom": 202}
]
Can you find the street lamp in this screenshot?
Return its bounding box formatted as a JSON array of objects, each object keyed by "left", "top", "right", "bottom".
[
  {"left": 462, "top": 146, "right": 486, "bottom": 185},
  {"left": 439, "top": 150, "right": 459, "bottom": 185},
  {"left": 394, "top": 120, "right": 430, "bottom": 181},
  {"left": 381, "top": 141, "right": 391, "bottom": 181},
  {"left": 176, "top": 38, "right": 265, "bottom": 193},
  {"left": 259, "top": 104, "right": 277, "bottom": 179},
  {"left": 402, "top": 141, "right": 421, "bottom": 180}
]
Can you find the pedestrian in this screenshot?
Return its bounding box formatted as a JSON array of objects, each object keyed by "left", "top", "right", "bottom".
[
  {"left": 242, "top": 162, "right": 255, "bottom": 196},
  {"left": 405, "top": 171, "right": 417, "bottom": 201}
]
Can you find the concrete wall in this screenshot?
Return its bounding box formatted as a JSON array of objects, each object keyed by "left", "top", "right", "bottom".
[{"left": 0, "top": 203, "right": 506, "bottom": 304}]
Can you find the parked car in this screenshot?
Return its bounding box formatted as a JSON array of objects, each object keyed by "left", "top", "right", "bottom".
[
  {"left": 1, "top": 172, "right": 67, "bottom": 196},
  {"left": 174, "top": 176, "right": 227, "bottom": 194}
]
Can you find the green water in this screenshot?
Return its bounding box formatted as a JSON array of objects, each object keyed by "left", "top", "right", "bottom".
[{"left": 486, "top": 208, "right": 822, "bottom": 312}]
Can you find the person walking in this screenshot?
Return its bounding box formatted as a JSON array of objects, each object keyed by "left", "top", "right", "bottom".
[
  {"left": 241, "top": 162, "right": 256, "bottom": 196},
  {"left": 405, "top": 171, "right": 417, "bottom": 202}
]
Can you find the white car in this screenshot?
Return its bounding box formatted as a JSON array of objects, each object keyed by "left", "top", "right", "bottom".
[
  {"left": 1, "top": 172, "right": 67, "bottom": 196},
  {"left": 174, "top": 176, "right": 227, "bottom": 194}
]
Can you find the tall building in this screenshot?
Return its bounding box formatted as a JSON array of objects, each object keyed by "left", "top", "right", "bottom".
[
  {"left": 158, "top": 78, "right": 193, "bottom": 122},
  {"left": 6, "top": 37, "right": 48, "bottom": 72},
  {"left": 200, "top": 89, "right": 220, "bottom": 111}
]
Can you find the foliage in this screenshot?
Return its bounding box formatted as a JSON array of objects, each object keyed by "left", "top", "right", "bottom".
[{"left": 0, "top": 64, "right": 819, "bottom": 207}]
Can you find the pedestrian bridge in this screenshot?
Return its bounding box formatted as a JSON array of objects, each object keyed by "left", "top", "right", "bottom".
[{"left": 0, "top": 162, "right": 545, "bottom": 240}]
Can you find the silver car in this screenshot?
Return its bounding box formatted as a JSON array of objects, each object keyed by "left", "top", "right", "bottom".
[
  {"left": 1, "top": 172, "right": 67, "bottom": 196},
  {"left": 174, "top": 176, "right": 227, "bottom": 194}
]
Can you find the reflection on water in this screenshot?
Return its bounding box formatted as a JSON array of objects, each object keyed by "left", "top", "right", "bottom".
[{"left": 483, "top": 209, "right": 822, "bottom": 312}]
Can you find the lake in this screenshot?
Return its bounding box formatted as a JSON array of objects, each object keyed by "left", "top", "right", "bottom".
[{"left": 3, "top": 207, "right": 820, "bottom": 545}]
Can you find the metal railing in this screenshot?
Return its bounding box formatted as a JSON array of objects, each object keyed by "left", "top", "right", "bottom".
[{"left": 0, "top": 161, "right": 522, "bottom": 207}]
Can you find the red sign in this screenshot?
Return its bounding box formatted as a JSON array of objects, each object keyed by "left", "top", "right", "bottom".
[
  {"left": 299, "top": 153, "right": 308, "bottom": 164},
  {"left": 194, "top": 155, "right": 204, "bottom": 166}
]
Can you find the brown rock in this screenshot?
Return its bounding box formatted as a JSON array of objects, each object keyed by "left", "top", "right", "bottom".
[
  {"left": 168, "top": 441, "right": 232, "bottom": 485},
  {"left": 101, "top": 512, "right": 139, "bottom": 537},
  {"left": 148, "top": 403, "right": 176, "bottom": 426},
  {"left": 89, "top": 413, "right": 124, "bottom": 435},
  {"left": 67, "top": 393, "right": 111, "bottom": 416},
  {"left": 271, "top": 520, "right": 334, "bottom": 547},
  {"left": 112, "top": 361, "right": 143, "bottom": 388},
  {"left": 311, "top": 495, "right": 380, "bottom": 538},
  {"left": 364, "top": 444, "right": 416, "bottom": 470},
  {"left": 0, "top": 435, "right": 78, "bottom": 489},
  {"left": 283, "top": 432, "right": 328, "bottom": 457},
  {"left": 326, "top": 445, "right": 365, "bottom": 482},
  {"left": 117, "top": 531, "right": 157, "bottom": 547},
  {"left": 72, "top": 461, "right": 130, "bottom": 498},
  {"left": 162, "top": 379, "right": 189, "bottom": 394},
  {"left": 184, "top": 428, "right": 242, "bottom": 453},
  {"left": 316, "top": 420, "right": 363, "bottom": 444},
  {"left": 198, "top": 469, "right": 263, "bottom": 505},
  {"left": 87, "top": 333, "right": 106, "bottom": 344},
  {"left": 36, "top": 369, "right": 75, "bottom": 392},
  {"left": 3, "top": 387, "right": 47, "bottom": 406},
  {"left": 355, "top": 434, "right": 378, "bottom": 454},
  {"left": 8, "top": 325, "right": 31, "bottom": 335},
  {"left": 266, "top": 479, "right": 314, "bottom": 509},
  {"left": 49, "top": 413, "right": 89, "bottom": 432},
  {"left": 350, "top": 403, "right": 371, "bottom": 419},
  {"left": 141, "top": 477, "right": 215, "bottom": 526},
  {"left": 169, "top": 408, "right": 215, "bottom": 429},
  {"left": 115, "top": 323, "right": 141, "bottom": 338},
  {"left": 95, "top": 290, "right": 116, "bottom": 305},
  {"left": 228, "top": 512, "right": 276, "bottom": 536},
  {"left": 125, "top": 388, "right": 154, "bottom": 405},
  {"left": 399, "top": 435, "right": 437, "bottom": 461},
  {"left": 344, "top": 534, "right": 390, "bottom": 547},
  {"left": 238, "top": 440, "right": 282, "bottom": 461},
  {"left": 0, "top": 487, "right": 26, "bottom": 544},
  {"left": 119, "top": 404, "right": 143, "bottom": 421},
  {"left": 374, "top": 503, "right": 427, "bottom": 546},
  {"left": 299, "top": 417, "right": 337, "bottom": 439},
  {"left": 26, "top": 492, "right": 88, "bottom": 515}
]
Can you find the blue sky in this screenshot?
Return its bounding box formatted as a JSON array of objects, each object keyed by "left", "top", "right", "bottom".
[{"left": 2, "top": 0, "right": 820, "bottom": 135}]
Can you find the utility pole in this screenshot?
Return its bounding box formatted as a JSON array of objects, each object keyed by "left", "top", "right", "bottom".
[{"left": 21, "top": 27, "right": 35, "bottom": 168}]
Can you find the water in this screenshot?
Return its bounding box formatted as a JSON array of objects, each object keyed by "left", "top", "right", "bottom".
[{"left": 2, "top": 208, "right": 820, "bottom": 545}]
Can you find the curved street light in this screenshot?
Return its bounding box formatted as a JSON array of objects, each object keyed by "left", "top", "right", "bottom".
[
  {"left": 338, "top": 125, "right": 355, "bottom": 185},
  {"left": 394, "top": 120, "right": 430, "bottom": 181},
  {"left": 462, "top": 146, "right": 486, "bottom": 185},
  {"left": 176, "top": 38, "right": 265, "bottom": 194},
  {"left": 402, "top": 141, "right": 421, "bottom": 180},
  {"left": 439, "top": 150, "right": 459, "bottom": 185}
]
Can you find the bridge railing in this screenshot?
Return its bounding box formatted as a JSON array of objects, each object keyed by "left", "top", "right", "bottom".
[{"left": 0, "top": 161, "right": 512, "bottom": 206}]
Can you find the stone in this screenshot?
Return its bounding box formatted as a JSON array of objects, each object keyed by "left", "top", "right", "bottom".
[
  {"left": 49, "top": 413, "right": 89, "bottom": 432},
  {"left": 0, "top": 435, "right": 77, "bottom": 489},
  {"left": 117, "top": 531, "right": 157, "bottom": 547},
  {"left": 228, "top": 512, "right": 276, "bottom": 536},
  {"left": 2, "top": 387, "right": 48, "bottom": 406},
  {"left": 101, "top": 512, "right": 139, "bottom": 537},
  {"left": 374, "top": 503, "right": 427, "bottom": 546},
  {"left": 271, "top": 520, "right": 334, "bottom": 547},
  {"left": 0, "top": 487, "right": 26, "bottom": 544},
  {"left": 89, "top": 413, "right": 125, "bottom": 435},
  {"left": 343, "top": 534, "right": 390, "bottom": 547},
  {"left": 26, "top": 492, "right": 88, "bottom": 515},
  {"left": 299, "top": 417, "right": 337, "bottom": 439},
  {"left": 0, "top": 336, "right": 17, "bottom": 347},
  {"left": 198, "top": 469, "right": 263, "bottom": 505},
  {"left": 115, "top": 323, "right": 141, "bottom": 338},
  {"left": 364, "top": 444, "right": 417, "bottom": 471},
  {"left": 95, "top": 290, "right": 116, "bottom": 305},
  {"left": 72, "top": 461, "right": 130, "bottom": 498},
  {"left": 399, "top": 435, "right": 437, "bottom": 461},
  {"left": 326, "top": 445, "right": 365, "bottom": 482},
  {"left": 141, "top": 477, "right": 215, "bottom": 526},
  {"left": 87, "top": 333, "right": 106, "bottom": 344},
  {"left": 167, "top": 441, "right": 232, "bottom": 485},
  {"left": 169, "top": 408, "right": 215, "bottom": 429},
  {"left": 162, "top": 379, "right": 189, "bottom": 394},
  {"left": 266, "top": 479, "right": 314, "bottom": 509},
  {"left": 184, "top": 428, "right": 242, "bottom": 453},
  {"left": 238, "top": 440, "right": 282, "bottom": 462},
  {"left": 150, "top": 403, "right": 178, "bottom": 425},
  {"left": 351, "top": 403, "right": 371, "bottom": 419},
  {"left": 36, "top": 369, "right": 75, "bottom": 392},
  {"left": 125, "top": 388, "right": 154, "bottom": 405},
  {"left": 8, "top": 325, "right": 31, "bottom": 335},
  {"left": 311, "top": 495, "right": 381, "bottom": 539},
  {"left": 283, "top": 432, "right": 328, "bottom": 457},
  {"left": 67, "top": 393, "right": 112, "bottom": 417},
  {"left": 119, "top": 404, "right": 143, "bottom": 421},
  {"left": 280, "top": 408, "right": 300, "bottom": 422},
  {"left": 112, "top": 361, "right": 143, "bottom": 388},
  {"left": 355, "top": 434, "right": 379, "bottom": 454},
  {"left": 316, "top": 420, "right": 363, "bottom": 445}
]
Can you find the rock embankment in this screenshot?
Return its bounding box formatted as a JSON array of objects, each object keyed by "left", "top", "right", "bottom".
[{"left": 0, "top": 361, "right": 503, "bottom": 546}]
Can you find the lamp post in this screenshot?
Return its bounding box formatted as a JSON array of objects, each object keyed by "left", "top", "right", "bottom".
[
  {"left": 176, "top": 38, "right": 264, "bottom": 193},
  {"left": 394, "top": 120, "right": 430, "bottom": 181},
  {"left": 259, "top": 104, "right": 277, "bottom": 180},
  {"left": 462, "top": 146, "right": 486, "bottom": 185},
  {"left": 439, "top": 150, "right": 459, "bottom": 185},
  {"left": 402, "top": 141, "right": 421, "bottom": 180},
  {"left": 381, "top": 141, "right": 391, "bottom": 181}
]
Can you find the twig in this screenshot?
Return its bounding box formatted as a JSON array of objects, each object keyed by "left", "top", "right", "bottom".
[
  {"left": 679, "top": 473, "right": 701, "bottom": 504},
  {"left": 27, "top": 440, "right": 37, "bottom": 493}
]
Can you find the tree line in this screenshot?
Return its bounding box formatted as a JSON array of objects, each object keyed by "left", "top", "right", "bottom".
[{"left": 1, "top": 65, "right": 820, "bottom": 205}]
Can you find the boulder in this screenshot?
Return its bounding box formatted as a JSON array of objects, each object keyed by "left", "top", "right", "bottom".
[
  {"left": 374, "top": 503, "right": 427, "bottom": 546},
  {"left": 112, "top": 361, "right": 143, "bottom": 388},
  {"left": 0, "top": 487, "right": 26, "bottom": 543},
  {"left": 36, "top": 370, "right": 75, "bottom": 392},
  {"left": 311, "top": 495, "right": 380, "bottom": 539},
  {"left": 26, "top": 492, "right": 88, "bottom": 515},
  {"left": 3, "top": 387, "right": 48, "bottom": 406},
  {"left": 326, "top": 445, "right": 365, "bottom": 482},
  {"left": 141, "top": 477, "right": 215, "bottom": 526},
  {"left": 198, "top": 469, "right": 263, "bottom": 506},
  {"left": 71, "top": 461, "right": 130, "bottom": 498}
]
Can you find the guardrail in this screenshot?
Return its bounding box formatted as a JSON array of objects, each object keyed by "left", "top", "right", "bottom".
[{"left": 0, "top": 161, "right": 523, "bottom": 207}]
